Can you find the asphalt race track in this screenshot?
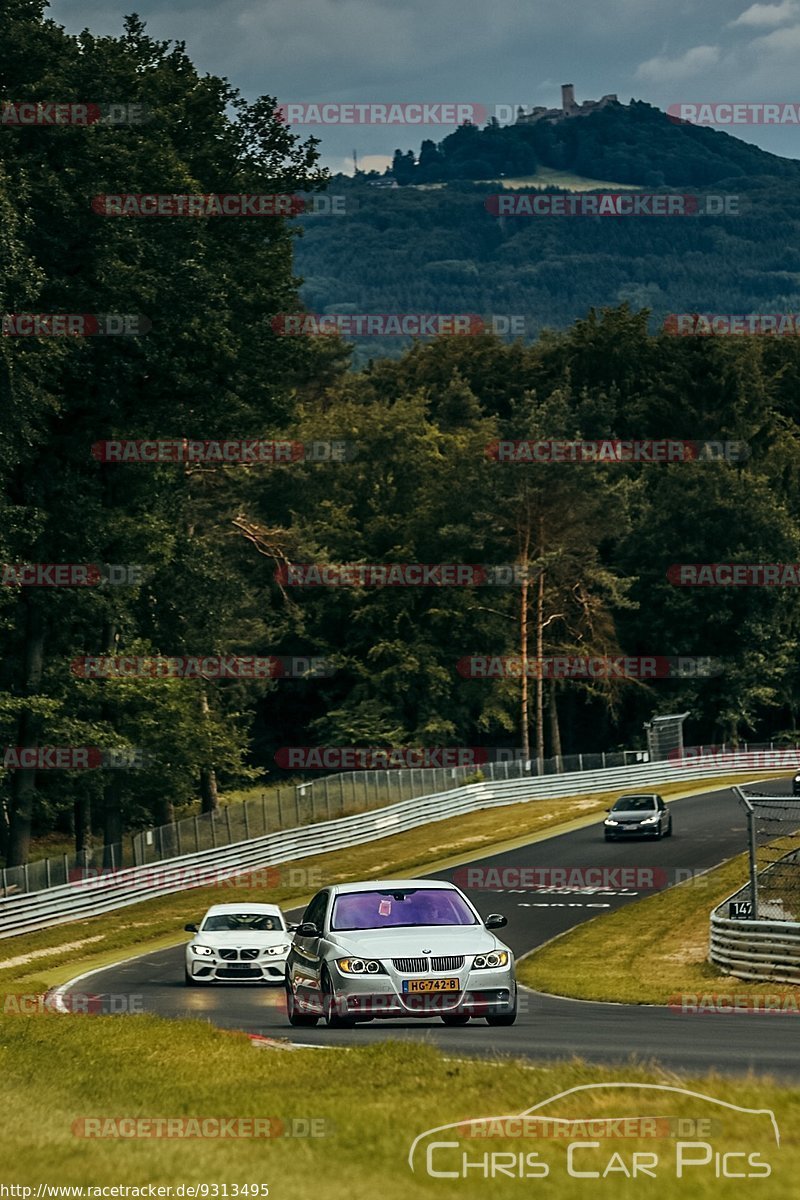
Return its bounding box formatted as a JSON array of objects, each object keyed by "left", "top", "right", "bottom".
[{"left": 62, "top": 779, "right": 800, "bottom": 1079}]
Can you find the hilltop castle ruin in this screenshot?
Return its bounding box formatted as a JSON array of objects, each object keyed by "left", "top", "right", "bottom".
[{"left": 515, "top": 84, "right": 622, "bottom": 125}]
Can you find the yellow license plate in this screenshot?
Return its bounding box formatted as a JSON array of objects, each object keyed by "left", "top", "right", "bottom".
[{"left": 403, "top": 977, "right": 460, "bottom": 993}]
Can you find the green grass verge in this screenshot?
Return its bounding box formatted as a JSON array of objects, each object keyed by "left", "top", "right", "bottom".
[
  {"left": 517, "top": 852, "right": 797, "bottom": 1004},
  {"left": 0, "top": 1014, "right": 797, "bottom": 1197},
  {"left": 0, "top": 773, "right": 778, "bottom": 998}
]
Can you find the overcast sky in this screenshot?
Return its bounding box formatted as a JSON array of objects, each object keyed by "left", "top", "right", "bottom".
[{"left": 48, "top": 0, "right": 800, "bottom": 171}]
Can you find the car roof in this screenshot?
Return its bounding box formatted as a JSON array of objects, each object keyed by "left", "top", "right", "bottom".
[
  {"left": 329, "top": 879, "right": 457, "bottom": 896},
  {"left": 201, "top": 903, "right": 283, "bottom": 915},
  {"left": 614, "top": 793, "right": 659, "bottom": 801}
]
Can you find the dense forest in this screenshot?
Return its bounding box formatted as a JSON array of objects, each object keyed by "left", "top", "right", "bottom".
[{"left": 4, "top": 5, "right": 800, "bottom": 866}]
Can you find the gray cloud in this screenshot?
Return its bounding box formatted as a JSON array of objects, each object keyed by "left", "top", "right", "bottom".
[{"left": 46, "top": 0, "right": 800, "bottom": 164}]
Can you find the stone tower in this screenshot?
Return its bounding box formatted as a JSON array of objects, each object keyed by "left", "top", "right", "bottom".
[{"left": 561, "top": 83, "right": 577, "bottom": 114}]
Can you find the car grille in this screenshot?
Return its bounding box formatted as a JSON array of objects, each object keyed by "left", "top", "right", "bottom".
[
  {"left": 240, "top": 948, "right": 259, "bottom": 960},
  {"left": 392, "top": 955, "right": 465, "bottom": 973},
  {"left": 217, "top": 948, "right": 260, "bottom": 961},
  {"left": 219, "top": 948, "right": 238, "bottom": 960},
  {"left": 431, "top": 955, "right": 464, "bottom": 972}
]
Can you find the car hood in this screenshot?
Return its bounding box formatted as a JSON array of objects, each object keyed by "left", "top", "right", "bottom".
[
  {"left": 609, "top": 809, "right": 656, "bottom": 821},
  {"left": 328, "top": 925, "right": 505, "bottom": 958},
  {"left": 196, "top": 930, "right": 287, "bottom": 946}
]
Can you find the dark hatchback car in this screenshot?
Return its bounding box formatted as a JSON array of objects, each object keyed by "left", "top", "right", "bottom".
[
  {"left": 603, "top": 793, "right": 672, "bottom": 840},
  {"left": 793, "top": 773, "right": 800, "bottom": 796}
]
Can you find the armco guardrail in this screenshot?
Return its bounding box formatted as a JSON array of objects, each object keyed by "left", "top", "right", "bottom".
[
  {"left": 1, "top": 747, "right": 653, "bottom": 897},
  {"left": 710, "top": 891, "right": 800, "bottom": 985},
  {"left": 0, "top": 750, "right": 788, "bottom": 939}
]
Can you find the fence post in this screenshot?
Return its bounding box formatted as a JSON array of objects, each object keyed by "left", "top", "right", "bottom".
[
  {"left": 262, "top": 792, "right": 268, "bottom": 833},
  {"left": 225, "top": 806, "right": 233, "bottom": 843},
  {"left": 243, "top": 800, "right": 250, "bottom": 839},
  {"left": 1, "top": 866, "right": 7, "bottom": 895},
  {"left": 176, "top": 821, "right": 182, "bottom": 856},
  {"left": 325, "top": 780, "right": 332, "bottom": 820},
  {"left": 276, "top": 789, "right": 283, "bottom": 829},
  {"left": 339, "top": 775, "right": 345, "bottom": 814},
  {"left": 601, "top": 752, "right": 606, "bottom": 768},
  {"left": 45, "top": 857, "right": 52, "bottom": 888},
  {"left": 294, "top": 787, "right": 301, "bottom": 826},
  {"left": 23, "top": 863, "right": 29, "bottom": 893},
  {"left": 194, "top": 816, "right": 200, "bottom": 853},
  {"left": 579, "top": 753, "right": 584, "bottom": 771},
  {"left": 211, "top": 816, "right": 217, "bottom": 849},
  {"left": 64, "top": 852, "right": 70, "bottom": 882},
  {"left": 747, "top": 805, "right": 760, "bottom": 920}
]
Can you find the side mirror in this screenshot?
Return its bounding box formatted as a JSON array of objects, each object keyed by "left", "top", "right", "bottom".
[
  {"left": 287, "top": 923, "right": 299, "bottom": 932},
  {"left": 485, "top": 914, "right": 507, "bottom": 929},
  {"left": 296, "top": 921, "right": 320, "bottom": 937},
  {"left": 184, "top": 923, "right": 198, "bottom": 933}
]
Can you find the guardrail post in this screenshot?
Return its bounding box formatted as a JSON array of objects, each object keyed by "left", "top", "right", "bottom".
[
  {"left": 601, "top": 752, "right": 606, "bottom": 768},
  {"left": 63, "top": 853, "right": 69, "bottom": 882},
  {"left": 45, "top": 858, "right": 51, "bottom": 888},
  {"left": 579, "top": 753, "right": 584, "bottom": 771},
  {"left": 2, "top": 866, "right": 8, "bottom": 895},
  {"left": 23, "top": 863, "right": 30, "bottom": 893}
]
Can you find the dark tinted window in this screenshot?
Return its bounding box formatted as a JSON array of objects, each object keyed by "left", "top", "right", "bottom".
[{"left": 611, "top": 796, "right": 657, "bottom": 812}]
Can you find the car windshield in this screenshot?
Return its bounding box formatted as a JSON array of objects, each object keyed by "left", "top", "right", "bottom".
[
  {"left": 201, "top": 914, "right": 284, "bottom": 932},
  {"left": 331, "top": 888, "right": 477, "bottom": 931},
  {"left": 612, "top": 797, "right": 657, "bottom": 812}
]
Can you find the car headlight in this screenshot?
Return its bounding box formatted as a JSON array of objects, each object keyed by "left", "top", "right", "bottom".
[
  {"left": 640, "top": 815, "right": 659, "bottom": 824},
  {"left": 192, "top": 944, "right": 214, "bottom": 957},
  {"left": 265, "top": 944, "right": 291, "bottom": 956},
  {"left": 336, "top": 957, "right": 385, "bottom": 974},
  {"left": 473, "top": 951, "right": 509, "bottom": 969},
  {"left": 604, "top": 818, "right": 619, "bottom": 826}
]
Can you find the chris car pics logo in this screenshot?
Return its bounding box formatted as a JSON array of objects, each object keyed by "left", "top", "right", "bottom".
[{"left": 408, "top": 1083, "right": 779, "bottom": 1181}]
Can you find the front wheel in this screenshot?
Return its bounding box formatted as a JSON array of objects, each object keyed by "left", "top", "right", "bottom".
[
  {"left": 321, "top": 968, "right": 356, "bottom": 1029},
  {"left": 285, "top": 980, "right": 319, "bottom": 1027},
  {"left": 486, "top": 989, "right": 517, "bottom": 1026},
  {"left": 666, "top": 816, "right": 673, "bottom": 837}
]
